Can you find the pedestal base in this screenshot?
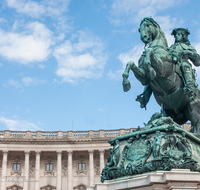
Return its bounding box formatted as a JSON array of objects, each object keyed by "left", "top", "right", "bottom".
[{"left": 88, "top": 169, "right": 200, "bottom": 190}]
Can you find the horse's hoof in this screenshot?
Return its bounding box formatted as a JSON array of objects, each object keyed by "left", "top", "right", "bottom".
[{"left": 122, "top": 78, "right": 131, "bottom": 92}]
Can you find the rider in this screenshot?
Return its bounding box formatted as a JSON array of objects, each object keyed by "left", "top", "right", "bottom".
[
  {"left": 136, "top": 28, "right": 200, "bottom": 108},
  {"left": 170, "top": 28, "right": 200, "bottom": 100}
]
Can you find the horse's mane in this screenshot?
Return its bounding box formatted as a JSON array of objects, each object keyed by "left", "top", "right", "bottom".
[{"left": 140, "top": 17, "right": 168, "bottom": 47}]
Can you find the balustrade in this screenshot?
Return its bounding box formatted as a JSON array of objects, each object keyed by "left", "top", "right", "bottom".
[
  {"left": 10, "top": 131, "right": 25, "bottom": 137},
  {"left": 105, "top": 130, "right": 119, "bottom": 136},
  {"left": 0, "top": 131, "right": 4, "bottom": 136},
  {"left": 0, "top": 128, "right": 138, "bottom": 139},
  {"left": 74, "top": 131, "right": 89, "bottom": 137},
  {"left": 42, "top": 132, "right": 57, "bottom": 137}
]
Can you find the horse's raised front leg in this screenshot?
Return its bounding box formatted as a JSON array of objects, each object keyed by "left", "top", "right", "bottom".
[{"left": 122, "top": 61, "right": 148, "bottom": 92}]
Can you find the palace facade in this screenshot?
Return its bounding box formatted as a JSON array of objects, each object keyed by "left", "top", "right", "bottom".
[{"left": 0, "top": 124, "right": 190, "bottom": 190}]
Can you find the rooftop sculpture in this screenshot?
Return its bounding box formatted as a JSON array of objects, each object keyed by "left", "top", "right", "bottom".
[{"left": 101, "top": 17, "right": 200, "bottom": 183}]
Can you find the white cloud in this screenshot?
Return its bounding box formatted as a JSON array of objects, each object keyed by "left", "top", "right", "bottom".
[
  {"left": 6, "top": 0, "right": 71, "bottom": 18},
  {"left": 109, "top": 0, "right": 182, "bottom": 25},
  {"left": 5, "top": 79, "right": 22, "bottom": 88},
  {"left": 118, "top": 44, "right": 144, "bottom": 67},
  {"left": 0, "top": 21, "right": 53, "bottom": 64},
  {"left": 0, "top": 116, "right": 41, "bottom": 131},
  {"left": 54, "top": 31, "right": 107, "bottom": 83},
  {"left": 108, "top": 44, "right": 144, "bottom": 80},
  {"left": 5, "top": 77, "right": 45, "bottom": 89},
  {"left": 21, "top": 77, "right": 45, "bottom": 86}
]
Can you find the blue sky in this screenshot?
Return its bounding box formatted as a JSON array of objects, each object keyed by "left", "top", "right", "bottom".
[{"left": 0, "top": 0, "right": 200, "bottom": 132}]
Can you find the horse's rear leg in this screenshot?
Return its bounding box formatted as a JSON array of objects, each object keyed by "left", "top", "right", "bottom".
[{"left": 185, "top": 99, "right": 200, "bottom": 134}]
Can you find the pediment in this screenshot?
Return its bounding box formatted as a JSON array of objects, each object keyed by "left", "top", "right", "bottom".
[
  {"left": 6, "top": 184, "right": 23, "bottom": 190},
  {"left": 73, "top": 183, "right": 87, "bottom": 190},
  {"left": 40, "top": 184, "right": 56, "bottom": 190}
]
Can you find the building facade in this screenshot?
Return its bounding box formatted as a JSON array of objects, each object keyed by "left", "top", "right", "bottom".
[
  {"left": 0, "top": 128, "right": 135, "bottom": 190},
  {"left": 0, "top": 124, "right": 190, "bottom": 190}
]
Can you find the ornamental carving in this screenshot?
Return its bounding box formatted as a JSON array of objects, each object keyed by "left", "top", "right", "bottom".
[
  {"left": 74, "top": 155, "right": 87, "bottom": 162},
  {"left": 9, "top": 155, "right": 24, "bottom": 161},
  {"left": 6, "top": 184, "right": 23, "bottom": 190},
  {"left": 95, "top": 161, "right": 100, "bottom": 175},
  {"left": 101, "top": 117, "right": 200, "bottom": 183},
  {"left": 73, "top": 184, "right": 87, "bottom": 190},
  {"left": 40, "top": 184, "right": 56, "bottom": 190},
  {"left": 10, "top": 171, "right": 21, "bottom": 176},
  {"left": 62, "top": 161, "right": 68, "bottom": 176},
  {"left": 29, "top": 161, "right": 35, "bottom": 177},
  {"left": 44, "top": 171, "right": 54, "bottom": 176},
  {"left": 41, "top": 155, "right": 56, "bottom": 161}
]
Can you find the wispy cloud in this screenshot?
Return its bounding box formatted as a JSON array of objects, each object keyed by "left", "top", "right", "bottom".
[
  {"left": 108, "top": 44, "right": 144, "bottom": 80},
  {"left": 4, "top": 77, "right": 45, "bottom": 89},
  {"left": 0, "top": 116, "right": 41, "bottom": 131},
  {"left": 22, "top": 77, "right": 45, "bottom": 86},
  {"left": 54, "top": 30, "right": 108, "bottom": 83},
  {"left": 5, "top": 79, "right": 22, "bottom": 89},
  {"left": 0, "top": 21, "right": 53, "bottom": 64},
  {"left": 6, "top": 0, "right": 71, "bottom": 18},
  {"left": 109, "top": 0, "right": 183, "bottom": 26}
]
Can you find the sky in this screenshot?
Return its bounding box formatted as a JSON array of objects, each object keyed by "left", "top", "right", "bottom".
[{"left": 0, "top": 0, "right": 200, "bottom": 132}]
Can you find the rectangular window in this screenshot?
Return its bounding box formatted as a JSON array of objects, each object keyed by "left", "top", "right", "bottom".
[
  {"left": 13, "top": 163, "right": 20, "bottom": 171},
  {"left": 78, "top": 163, "right": 86, "bottom": 171},
  {"left": 46, "top": 163, "right": 53, "bottom": 171}
]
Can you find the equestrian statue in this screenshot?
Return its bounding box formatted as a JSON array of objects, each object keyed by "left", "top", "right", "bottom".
[{"left": 122, "top": 17, "right": 200, "bottom": 135}]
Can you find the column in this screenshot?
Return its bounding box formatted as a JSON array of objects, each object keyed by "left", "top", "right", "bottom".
[
  {"left": 99, "top": 150, "right": 105, "bottom": 174},
  {"left": 34, "top": 151, "right": 41, "bottom": 190},
  {"left": 88, "top": 150, "right": 94, "bottom": 186},
  {"left": 56, "top": 151, "right": 62, "bottom": 190},
  {"left": 24, "top": 151, "right": 30, "bottom": 190},
  {"left": 67, "top": 151, "right": 73, "bottom": 190},
  {"left": 1, "top": 150, "right": 8, "bottom": 190}
]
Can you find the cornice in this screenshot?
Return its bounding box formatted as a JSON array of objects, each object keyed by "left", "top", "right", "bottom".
[{"left": 0, "top": 137, "right": 111, "bottom": 145}]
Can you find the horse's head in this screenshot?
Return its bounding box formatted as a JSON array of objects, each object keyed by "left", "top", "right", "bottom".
[{"left": 139, "top": 17, "right": 168, "bottom": 47}]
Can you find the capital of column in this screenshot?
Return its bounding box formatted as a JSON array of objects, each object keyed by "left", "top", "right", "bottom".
[
  {"left": 35, "top": 151, "right": 41, "bottom": 155},
  {"left": 67, "top": 150, "right": 73, "bottom": 155},
  {"left": 99, "top": 149, "right": 105, "bottom": 154},
  {"left": 2, "top": 150, "right": 9, "bottom": 155},
  {"left": 57, "top": 151, "right": 62, "bottom": 155},
  {"left": 88, "top": 150, "right": 94, "bottom": 154},
  {"left": 24, "top": 151, "right": 31, "bottom": 155}
]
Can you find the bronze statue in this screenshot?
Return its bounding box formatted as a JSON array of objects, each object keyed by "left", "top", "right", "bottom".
[
  {"left": 122, "top": 17, "right": 200, "bottom": 135},
  {"left": 170, "top": 28, "right": 200, "bottom": 100}
]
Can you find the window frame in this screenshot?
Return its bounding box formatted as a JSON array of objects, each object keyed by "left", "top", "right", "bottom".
[
  {"left": 46, "top": 163, "right": 54, "bottom": 171},
  {"left": 13, "top": 163, "right": 21, "bottom": 171},
  {"left": 78, "top": 163, "right": 86, "bottom": 171}
]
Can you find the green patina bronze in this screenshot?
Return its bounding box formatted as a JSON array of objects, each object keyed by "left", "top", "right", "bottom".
[
  {"left": 101, "top": 17, "right": 200, "bottom": 183},
  {"left": 123, "top": 17, "right": 200, "bottom": 134},
  {"left": 101, "top": 116, "right": 200, "bottom": 182}
]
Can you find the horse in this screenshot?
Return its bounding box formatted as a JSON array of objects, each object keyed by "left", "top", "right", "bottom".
[{"left": 122, "top": 17, "right": 200, "bottom": 134}]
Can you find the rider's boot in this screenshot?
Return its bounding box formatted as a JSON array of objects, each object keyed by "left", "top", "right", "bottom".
[
  {"left": 136, "top": 85, "right": 152, "bottom": 109},
  {"left": 183, "top": 69, "right": 195, "bottom": 100}
]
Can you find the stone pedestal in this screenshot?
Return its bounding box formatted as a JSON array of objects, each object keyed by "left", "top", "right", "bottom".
[{"left": 88, "top": 169, "right": 200, "bottom": 190}]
